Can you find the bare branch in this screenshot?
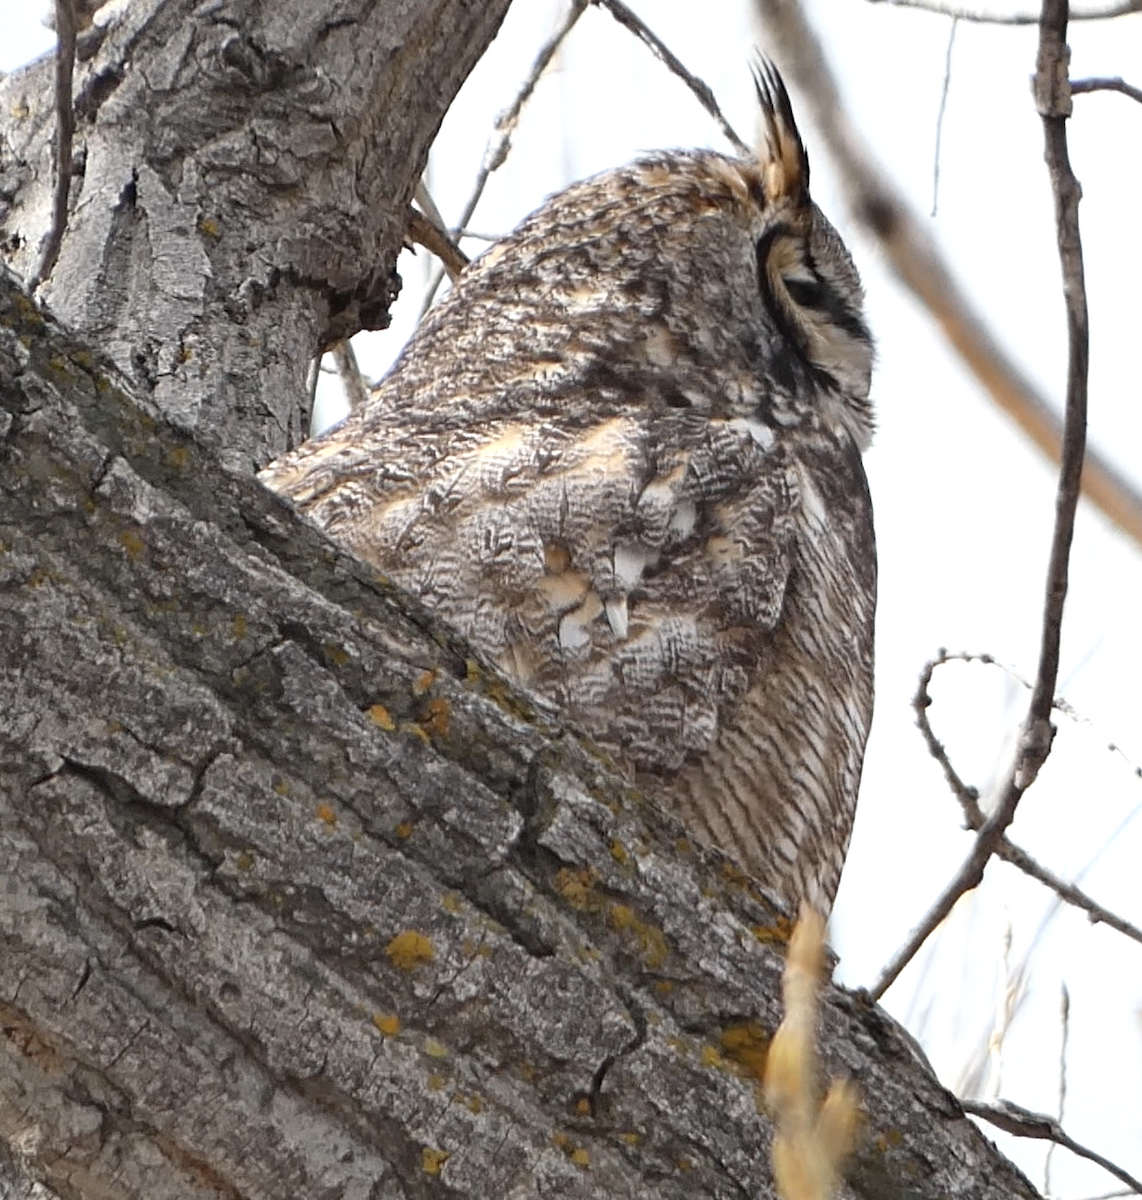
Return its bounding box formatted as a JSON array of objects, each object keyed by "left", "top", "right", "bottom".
[
  {"left": 863, "top": 0, "right": 1142, "bottom": 22},
  {"left": 961, "top": 1099, "right": 1142, "bottom": 1196},
  {"left": 329, "top": 339, "right": 369, "bottom": 413},
  {"left": 869, "top": 0, "right": 1090, "bottom": 1001},
  {"left": 592, "top": 0, "right": 751, "bottom": 156},
  {"left": 407, "top": 207, "right": 470, "bottom": 282},
  {"left": 420, "top": 0, "right": 590, "bottom": 313},
  {"left": 1071, "top": 75, "right": 1142, "bottom": 104},
  {"left": 30, "top": 0, "right": 77, "bottom": 292},
  {"left": 753, "top": 0, "right": 1142, "bottom": 550}
]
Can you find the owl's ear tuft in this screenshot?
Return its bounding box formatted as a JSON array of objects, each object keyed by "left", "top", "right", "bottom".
[{"left": 752, "top": 57, "right": 809, "bottom": 207}]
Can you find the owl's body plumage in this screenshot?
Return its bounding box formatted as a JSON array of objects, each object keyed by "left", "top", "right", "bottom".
[{"left": 261, "top": 72, "right": 876, "bottom": 913}]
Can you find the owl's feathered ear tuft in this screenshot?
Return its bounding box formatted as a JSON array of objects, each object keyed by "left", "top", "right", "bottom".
[{"left": 752, "top": 57, "right": 809, "bottom": 206}]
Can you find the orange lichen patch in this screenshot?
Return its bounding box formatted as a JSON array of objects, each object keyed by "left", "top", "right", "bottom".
[
  {"left": 372, "top": 1013, "right": 400, "bottom": 1037},
  {"left": 610, "top": 840, "right": 629, "bottom": 866},
  {"left": 394, "top": 821, "right": 414, "bottom": 839},
  {"left": 385, "top": 930, "right": 434, "bottom": 971},
  {"left": 367, "top": 704, "right": 395, "bottom": 731},
  {"left": 653, "top": 980, "right": 674, "bottom": 997},
  {"left": 231, "top": 613, "right": 248, "bottom": 639},
  {"left": 421, "top": 1147, "right": 449, "bottom": 1176},
  {"left": 119, "top": 529, "right": 146, "bottom": 560},
  {"left": 412, "top": 668, "right": 437, "bottom": 696},
  {"left": 751, "top": 917, "right": 795, "bottom": 945},
  {"left": 573, "top": 1096, "right": 591, "bottom": 1116},
  {"left": 720, "top": 1022, "right": 770, "bottom": 1081},
  {"left": 553, "top": 1133, "right": 570, "bottom": 1150},
  {"left": 421, "top": 697, "right": 451, "bottom": 738},
  {"left": 315, "top": 803, "right": 336, "bottom": 826},
  {"left": 678, "top": 1158, "right": 693, "bottom": 1172}
]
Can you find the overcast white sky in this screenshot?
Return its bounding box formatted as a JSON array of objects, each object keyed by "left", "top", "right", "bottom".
[{"left": 4, "top": 1, "right": 1142, "bottom": 1194}]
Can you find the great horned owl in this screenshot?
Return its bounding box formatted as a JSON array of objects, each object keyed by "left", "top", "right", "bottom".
[{"left": 260, "top": 64, "right": 876, "bottom": 915}]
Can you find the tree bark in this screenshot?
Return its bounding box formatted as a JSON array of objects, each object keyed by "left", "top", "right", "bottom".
[{"left": 0, "top": 3, "right": 1043, "bottom": 1198}]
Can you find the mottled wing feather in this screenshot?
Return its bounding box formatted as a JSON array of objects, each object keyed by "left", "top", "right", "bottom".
[{"left": 271, "top": 405, "right": 799, "bottom": 774}]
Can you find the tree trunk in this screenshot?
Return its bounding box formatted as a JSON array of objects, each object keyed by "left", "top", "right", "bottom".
[{"left": 0, "top": 3, "right": 1041, "bottom": 1197}]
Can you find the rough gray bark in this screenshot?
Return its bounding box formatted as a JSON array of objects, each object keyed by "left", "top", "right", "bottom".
[
  {"left": 0, "top": 3, "right": 1043, "bottom": 1199},
  {"left": 0, "top": 0, "right": 507, "bottom": 473}
]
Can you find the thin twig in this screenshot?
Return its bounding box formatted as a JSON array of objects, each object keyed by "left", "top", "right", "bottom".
[
  {"left": 752, "top": 0, "right": 1142, "bottom": 550},
  {"left": 31, "top": 0, "right": 77, "bottom": 292},
  {"left": 931, "top": 17, "right": 958, "bottom": 217},
  {"left": 329, "top": 339, "right": 369, "bottom": 414},
  {"left": 863, "top": 0, "right": 1141, "bottom": 22},
  {"left": 1071, "top": 75, "right": 1142, "bottom": 104},
  {"left": 592, "top": 0, "right": 750, "bottom": 156},
  {"left": 1044, "top": 982, "right": 1070, "bottom": 1195},
  {"left": 870, "top": 0, "right": 1089, "bottom": 1001},
  {"left": 961, "top": 1099, "right": 1142, "bottom": 1196},
  {"left": 912, "top": 650, "right": 1142, "bottom": 951},
  {"left": 420, "top": 0, "right": 590, "bottom": 315}
]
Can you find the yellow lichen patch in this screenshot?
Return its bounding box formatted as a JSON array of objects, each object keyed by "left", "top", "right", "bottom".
[
  {"left": 606, "top": 902, "right": 670, "bottom": 969},
  {"left": 324, "top": 642, "right": 349, "bottom": 666},
  {"left": 412, "top": 668, "right": 437, "bottom": 696},
  {"left": 875, "top": 1128, "right": 903, "bottom": 1152},
  {"left": 367, "top": 704, "right": 395, "bottom": 731},
  {"left": 610, "top": 840, "right": 629, "bottom": 866},
  {"left": 428, "top": 1073, "right": 446, "bottom": 1091},
  {"left": 573, "top": 1096, "right": 591, "bottom": 1116},
  {"left": 166, "top": 445, "right": 190, "bottom": 471},
  {"left": 231, "top": 613, "right": 248, "bottom": 639},
  {"left": 464, "top": 658, "right": 482, "bottom": 685},
  {"left": 440, "top": 892, "right": 462, "bottom": 915},
  {"left": 235, "top": 851, "right": 254, "bottom": 871},
  {"left": 453, "top": 1091, "right": 484, "bottom": 1115},
  {"left": 674, "top": 837, "right": 691, "bottom": 855},
  {"left": 272, "top": 777, "right": 290, "bottom": 796},
  {"left": 421, "top": 696, "right": 451, "bottom": 738},
  {"left": 700, "top": 1044, "right": 723, "bottom": 1069},
  {"left": 721, "top": 1022, "right": 770, "bottom": 1081},
  {"left": 421, "top": 1147, "right": 449, "bottom": 1177},
  {"left": 553, "top": 866, "right": 599, "bottom": 911},
  {"left": 401, "top": 722, "right": 431, "bottom": 746},
  {"left": 119, "top": 529, "right": 146, "bottom": 560},
  {"left": 423, "top": 1037, "right": 448, "bottom": 1059},
  {"left": 385, "top": 929, "right": 434, "bottom": 971},
  {"left": 553, "top": 1133, "right": 569, "bottom": 1150},
  {"left": 751, "top": 917, "right": 795, "bottom": 945},
  {"left": 678, "top": 1158, "right": 693, "bottom": 1172},
  {"left": 570, "top": 1148, "right": 590, "bottom": 1169},
  {"left": 394, "top": 821, "right": 414, "bottom": 839},
  {"left": 372, "top": 1013, "right": 400, "bottom": 1037},
  {"left": 315, "top": 803, "right": 336, "bottom": 826},
  {"left": 175, "top": 343, "right": 193, "bottom": 365},
  {"left": 621, "top": 1131, "right": 642, "bottom": 1146},
  {"left": 198, "top": 216, "right": 221, "bottom": 239}
]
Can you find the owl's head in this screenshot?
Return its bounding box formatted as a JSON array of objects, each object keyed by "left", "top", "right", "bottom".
[{"left": 748, "top": 60, "right": 873, "bottom": 436}]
